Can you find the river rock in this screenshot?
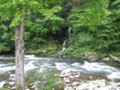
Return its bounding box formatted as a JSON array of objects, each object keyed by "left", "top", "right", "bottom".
[
  {"left": 64, "top": 86, "right": 74, "bottom": 90},
  {"left": 26, "top": 89, "right": 30, "bottom": 90},
  {"left": 11, "top": 87, "right": 16, "bottom": 90},
  {"left": 60, "top": 69, "right": 80, "bottom": 84},
  {"left": 101, "top": 57, "right": 111, "bottom": 61},
  {"left": 9, "top": 74, "right": 15, "bottom": 81},
  {"left": 76, "top": 83, "right": 88, "bottom": 90},
  {"left": 9, "top": 82, "right": 15, "bottom": 86},
  {"left": 61, "top": 69, "right": 80, "bottom": 77},
  {"left": 72, "top": 82, "right": 79, "bottom": 86},
  {"left": 30, "top": 81, "right": 41, "bottom": 90},
  {"left": 109, "top": 55, "right": 120, "bottom": 63},
  {"left": 60, "top": 69, "right": 72, "bottom": 77},
  {"left": 0, "top": 81, "right": 6, "bottom": 88},
  {"left": 63, "top": 77, "right": 71, "bottom": 84},
  {"left": 64, "top": 79, "right": 120, "bottom": 90},
  {"left": 107, "top": 72, "right": 120, "bottom": 81}
]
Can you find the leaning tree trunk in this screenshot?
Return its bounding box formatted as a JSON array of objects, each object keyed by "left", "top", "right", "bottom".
[{"left": 15, "top": 15, "right": 25, "bottom": 90}]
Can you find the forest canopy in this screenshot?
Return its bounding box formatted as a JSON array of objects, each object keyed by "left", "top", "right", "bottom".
[{"left": 0, "top": 0, "right": 120, "bottom": 57}]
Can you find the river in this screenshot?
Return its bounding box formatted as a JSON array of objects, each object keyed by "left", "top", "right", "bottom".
[{"left": 0, "top": 55, "right": 120, "bottom": 89}]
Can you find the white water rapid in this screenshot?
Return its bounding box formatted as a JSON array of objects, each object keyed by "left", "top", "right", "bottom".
[{"left": 0, "top": 55, "right": 120, "bottom": 89}]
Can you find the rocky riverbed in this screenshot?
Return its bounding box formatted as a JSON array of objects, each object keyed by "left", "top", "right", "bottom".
[{"left": 60, "top": 68, "right": 120, "bottom": 90}]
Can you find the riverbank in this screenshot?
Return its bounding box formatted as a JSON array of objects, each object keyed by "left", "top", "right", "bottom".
[
  {"left": 24, "top": 42, "right": 120, "bottom": 62},
  {"left": 0, "top": 53, "right": 120, "bottom": 64}
]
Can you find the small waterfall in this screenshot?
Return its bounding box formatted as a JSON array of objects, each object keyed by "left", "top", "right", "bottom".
[
  {"left": 62, "top": 40, "right": 67, "bottom": 47},
  {"left": 59, "top": 27, "right": 72, "bottom": 53},
  {"left": 67, "top": 26, "right": 72, "bottom": 38},
  {"left": 60, "top": 40, "right": 67, "bottom": 53}
]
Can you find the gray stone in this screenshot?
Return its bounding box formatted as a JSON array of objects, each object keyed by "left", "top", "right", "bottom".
[
  {"left": 9, "top": 74, "right": 15, "bottom": 81},
  {"left": 0, "top": 81, "right": 6, "bottom": 88},
  {"left": 107, "top": 72, "right": 120, "bottom": 81},
  {"left": 101, "top": 57, "right": 111, "bottom": 61},
  {"left": 110, "top": 55, "right": 120, "bottom": 63},
  {"left": 64, "top": 86, "right": 74, "bottom": 90},
  {"left": 63, "top": 77, "right": 71, "bottom": 84},
  {"left": 9, "top": 82, "right": 15, "bottom": 86},
  {"left": 11, "top": 87, "right": 16, "bottom": 90},
  {"left": 26, "top": 89, "right": 30, "bottom": 90},
  {"left": 72, "top": 82, "right": 79, "bottom": 86}
]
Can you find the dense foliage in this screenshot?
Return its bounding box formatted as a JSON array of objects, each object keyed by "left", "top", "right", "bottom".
[
  {"left": 0, "top": 0, "right": 119, "bottom": 57},
  {"left": 66, "top": 0, "right": 120, "bottom": 57}
]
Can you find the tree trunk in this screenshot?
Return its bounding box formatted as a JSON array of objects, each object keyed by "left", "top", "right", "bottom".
[{"left": 15, "top": 15, "right": 25, "bottom": 90}]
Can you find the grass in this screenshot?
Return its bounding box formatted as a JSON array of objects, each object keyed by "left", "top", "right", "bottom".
[{"left": 26, "top": 69, "right": 65, "bottom": 90}]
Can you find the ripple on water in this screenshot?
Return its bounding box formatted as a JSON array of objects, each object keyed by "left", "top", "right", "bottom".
[{"left": 0, "top": 56, "right": 120, "bottom": 88}]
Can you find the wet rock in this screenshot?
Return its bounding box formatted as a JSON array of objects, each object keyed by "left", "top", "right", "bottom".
[
  {"left": 107, "top": 72, "right": 120, "bottom": 81},
  {"left": 64, "top": 79, "right": 120, "bottom": 90},
  {"left": 9, "top": 82, "right": 15, "bottom": 86},
  {"left": 26, "top": 89, "right": 30, "bottom": 90},
  {"left": 31, "top": 85, "right": 36, "bottom": 89},
  {"left": 11, "top": 87, "right": 16, "bottom": 90},
  {"left": 30, "top": 81, "right": 40, "bottom": 90},
  {"left": 63, "top": 77, "right": 71, "bottom": 84},
  {"left": 75, "top": 83, "right": 88, "bottom": 90},
  {"left": 9, "top": 74, "right": 15, "bottom": 81},
  {"left": 60, "top": 69, "right": 71, "bottom": 77},
  {"left": 72, "top": 82, "right": 79, "bottom": 86},
  {"left": 60, "top": 69, "right": 80, "bottom": 77},
  {"left": 101, "top": 57, "right": 111, "bottom": 62},
  {"left": 60, "top": 69, "right": 80, "bottom": 84},
  {"left": 109, "top": 55, "right": 120, "bottom": 63},
  {"left": 64, "top": 86, "right": 74, "bottom": 90},
  {"left": 0, "top": 81, "right": 6, "bottom": 88},
  {"left": 75, "top": 75, "right": 80, "bottom": 78}
]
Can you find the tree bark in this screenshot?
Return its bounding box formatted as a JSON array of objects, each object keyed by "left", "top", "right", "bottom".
[{"left": 15, "top": 15, "right": 25, "bottom": 90}]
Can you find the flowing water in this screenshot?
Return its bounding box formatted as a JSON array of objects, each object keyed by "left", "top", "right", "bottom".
[
  {"left": 0, "top": 55, "right": 120, "bottom": 88},
  {"left": 59, "top": 27, "right": 72, "bottom": 53}
]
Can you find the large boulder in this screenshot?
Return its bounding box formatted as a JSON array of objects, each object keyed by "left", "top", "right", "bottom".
[
  {"left": 109, "top": 55, "right": 120, "bottom": 63},
  {"left": 0, "top": 81, "right": 6, "bottom": 88},
  {"left": 101, "top": 57, "right": 111, "bottom": 62}
]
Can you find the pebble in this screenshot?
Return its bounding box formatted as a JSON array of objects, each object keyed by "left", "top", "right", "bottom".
[{"left": 72, "top": 82, "right": 79, "bottom": 86}]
